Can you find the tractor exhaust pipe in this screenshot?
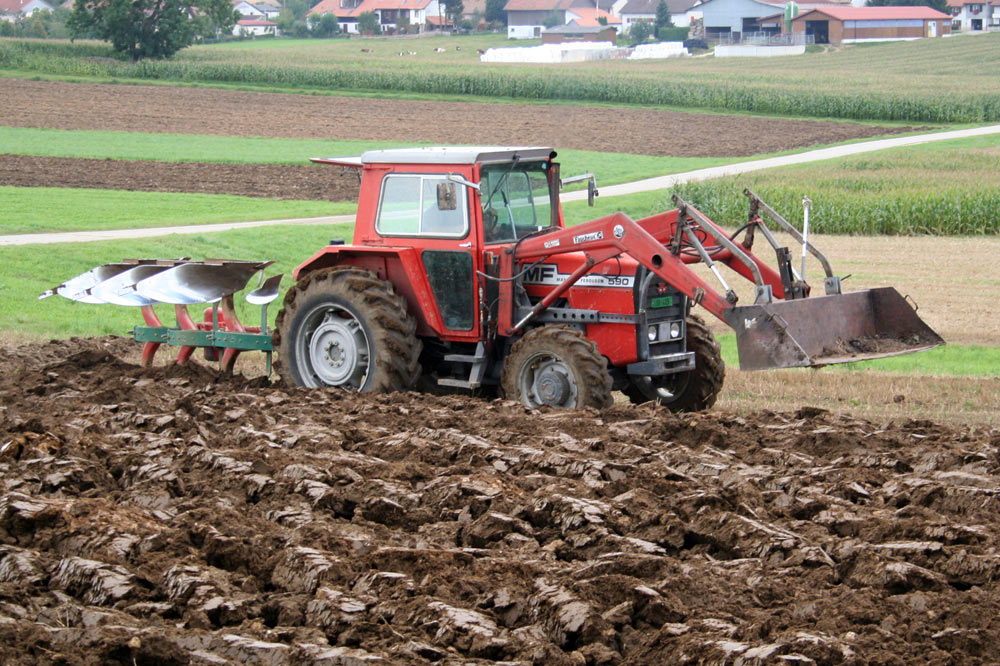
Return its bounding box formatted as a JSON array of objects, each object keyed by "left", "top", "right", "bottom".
[{"left": 724, "top": 287, "right": 944, "bottom": 370}]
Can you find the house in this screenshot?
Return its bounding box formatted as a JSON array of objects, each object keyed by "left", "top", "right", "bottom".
[
  {"left": 790, "top": 6, "right": 950, "bottom": 43},
  {"left": 946, "top": 0, "right": 998, "bottom": 31},
  {"left": 234, "top": 16, "right": 279, "bottom": 35},
  {"left": 232, "top": 0, "right": 281, "bottom": 20},
  {"left": 542, "top": 22, "right": 618, "bottom": 40},
  {"left": 0, "top": 0, "right": 54, "bottom": 21},
  {"left": 613, "top": 0, "right": 698, "bottom": 34},
  {"left": 309, "top": 0, "right": 443, "bottom": 34},
  {"left": 504, "top": 0, "right": 588, "bottom": 38}
]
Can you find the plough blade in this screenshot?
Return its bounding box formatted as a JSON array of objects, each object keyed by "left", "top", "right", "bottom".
[
  {"left": 724, "top": 287, "right": 944, "bottom": 371},
  {"left": 133, "top": 260, "right": 273, "bottom": 305},
  {"left": 38, "top": 259, "right": 168, "bottom": 303}
]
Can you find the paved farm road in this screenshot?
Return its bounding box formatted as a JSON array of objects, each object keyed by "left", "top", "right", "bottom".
[{"left": 4, "top": 124, "right": 999, "bottom": 247}]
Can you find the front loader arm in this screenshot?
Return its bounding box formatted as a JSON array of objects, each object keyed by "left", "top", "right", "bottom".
[{"left": 498, "top": 212, "right": 736, "bottom": 336}]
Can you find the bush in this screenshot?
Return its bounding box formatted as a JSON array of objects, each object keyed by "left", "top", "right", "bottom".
[
  {"left": 683, "top": 37, "right": 708, "bottom": 50},
  {"left": 658, "top": 26, "right": 688, "bottom": 41}
]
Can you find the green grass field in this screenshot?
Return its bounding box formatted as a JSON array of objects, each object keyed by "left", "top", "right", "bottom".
[
  {"left": 1, "top": 187, "right": 354, "bottom": 234},
  {"left": 0, "top": 127, "right": 735, "bottom": 188},
  {"left": 3, "top": 34, "right": 1000, "bottom": 121}
]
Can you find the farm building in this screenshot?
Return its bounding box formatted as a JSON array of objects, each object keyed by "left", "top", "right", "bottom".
[
  {"left": 308, "top": 0, "right": 445, "bottom": 34},
  {"left": 947, "top": 0, "right": 999, "bottom": 32},
  {"left": 693, "top": 0, "right": 845, "bottom": 41},
  {"left": 613, "top": 0, "right": 699, "bottom": 35},
  {"left": 504, "top": 0, "right": 599, "bottom": 38},
  {"left": 542, "top": 23, "right": 619, "bottom": 41},
  {"left": 791, "top": 6, "right": 951, "bottom": 44},
  {"left": 233, "top": 17, "right": 279, "bottom": 35}
]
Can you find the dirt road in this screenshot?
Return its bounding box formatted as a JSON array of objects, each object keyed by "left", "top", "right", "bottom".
[{"left": 1, "top": 336, "right": 998, "bottom": 664}]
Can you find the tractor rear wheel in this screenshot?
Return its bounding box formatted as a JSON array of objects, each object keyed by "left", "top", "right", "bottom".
[
  {"left": 273, "top": 267, "right": 421, "bottom": 392},
  {"left": 624, "top": 314, "right": 724, "bottom": 412},
  {"left": 501, "top": 325, "right": 613, "bottom": 410}
]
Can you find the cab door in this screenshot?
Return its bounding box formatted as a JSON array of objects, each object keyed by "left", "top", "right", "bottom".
[{"left": 374, "top": 172, "right": 479, "bottom": 339}]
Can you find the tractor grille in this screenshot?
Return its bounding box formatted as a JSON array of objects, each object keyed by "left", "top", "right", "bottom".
[{"left": 634, "top": 267, "right": 687, "bottom": 361}]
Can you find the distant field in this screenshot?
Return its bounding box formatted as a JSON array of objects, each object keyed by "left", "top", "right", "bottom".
[{"left": 3, "top": 34, "right": 1000, "bottom": 122}]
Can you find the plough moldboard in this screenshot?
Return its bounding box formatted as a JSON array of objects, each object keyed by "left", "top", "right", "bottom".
[{"left": 40, "top": 259, "right": 282, "bottom": 373}]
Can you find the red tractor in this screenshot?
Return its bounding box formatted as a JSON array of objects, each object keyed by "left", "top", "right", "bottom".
[{"left": 272, "top": 146, "right": 941, "bottom": 411}]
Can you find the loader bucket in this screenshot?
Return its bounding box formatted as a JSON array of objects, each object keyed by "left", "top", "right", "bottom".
[{"left": 723, "top": 287, "right": 944, "bottom": 371}]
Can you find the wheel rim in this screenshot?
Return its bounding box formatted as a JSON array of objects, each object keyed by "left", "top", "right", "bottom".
[
  {"left": 519, "top": 352, "right": 579, "bottom": 408},
  {"left": 297, "top": 303, "right": 370, "bottom": 389},
  {"left": 633, "top": 373, "right": 690, "bottom": 404}
]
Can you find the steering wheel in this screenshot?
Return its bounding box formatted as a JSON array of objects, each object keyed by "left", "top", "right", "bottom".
[{"left": 483, "top": 207, "right": 499, "bottom": 238}]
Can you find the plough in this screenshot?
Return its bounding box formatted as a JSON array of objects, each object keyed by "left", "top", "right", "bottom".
[{"left": 40, "top": 259, "right": 282, "bottom": 373}]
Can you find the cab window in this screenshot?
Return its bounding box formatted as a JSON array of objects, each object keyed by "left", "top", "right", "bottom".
[
  {"left": 481, "top": 163, "right": 556, "bottom": 243},
  {"left": 376, "top": 174, "right": 469, "bottom": 237}
]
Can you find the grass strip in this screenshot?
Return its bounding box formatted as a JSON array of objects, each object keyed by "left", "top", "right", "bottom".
[
  {"left": 1, "top": 187, "right": 354, "bottom": 234},
  {"left": 0, "top": 127, "right": 733, "bottom": 187}
]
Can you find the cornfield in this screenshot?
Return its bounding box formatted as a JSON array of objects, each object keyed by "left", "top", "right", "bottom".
[
  {"left": 3, "top": 37, "right": 1000, "bottom": 124},
  {"left": 670, "top": 145, "right": 1000, "bottom": 235}
]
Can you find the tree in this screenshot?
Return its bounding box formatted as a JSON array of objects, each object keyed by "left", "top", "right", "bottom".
[
  {"left": 276, "top": 0, "right": 310, "bottom": 36},
  {"left": 866, "top": 0, "right": 947, "bottom": 11},
  {"left": 357, "top": 10, "right": 380, "bottom": 34},
  {"left": 655, "top": 0, "right": 673, "bottom": 30},
  {"left": 630, "top": 18, "right": 651, "bottom": 43},
  {"left": 484, "top": 0, "right": 506, "bottom": 25},
  {"left": 441, "top": 0, "right": 463, "bottom": 25},
  {"left": 309, "top": 11, "right": 339, "bottom": 36},
  {"left": 69, "top": 0, "right": 196, "bottom": 62},
  {"left": 542, "top": 10, "right": 561, "bottom": 28},
  {"left": 198, "top": 0, "right": 239, "bottom": 39}
]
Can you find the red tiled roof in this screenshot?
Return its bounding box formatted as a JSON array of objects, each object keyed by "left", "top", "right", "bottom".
[
  {"left": 796, "top": 5, "right": 950, "bottom": 20},
  {"left": 945, "top": 0, "right": 969, "bottom": 6},
  {"left": 0, "top": 0, "right": 51, "bottom": 12},
  {"left": 503, "top": 0, "right": 578, "bottom": 11},
  {"left": 309, "top": 0, "right": 431, "bottom": 18},
  {"left": 566, "top": 7, "right": 620, "bottom": 25}
]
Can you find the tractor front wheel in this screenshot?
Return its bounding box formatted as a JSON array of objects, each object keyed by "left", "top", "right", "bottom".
[
  {"left": 273, "top": 267, "right": 421, "bottom": 392},
  {"left": 624, "top": 314, "right": 724, "bottom": 412},
  {"left": 501, "top": 325, "right": 613, "bottom": 410}
]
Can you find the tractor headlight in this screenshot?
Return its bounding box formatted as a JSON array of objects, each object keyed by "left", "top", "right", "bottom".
[
  {"left": 669, "top": 321, "right": 682, "bottom": 339},
  {"left": 647, "top": 325, "right": 658, "bottom": 342}
]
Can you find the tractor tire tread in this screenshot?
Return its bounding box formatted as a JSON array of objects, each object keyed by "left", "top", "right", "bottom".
[
  {"left": 501, "top": 325, "right": 613, "bottom": 410},
  {"left": 273, "top": 266, "right": 421, "bottom": 391}
]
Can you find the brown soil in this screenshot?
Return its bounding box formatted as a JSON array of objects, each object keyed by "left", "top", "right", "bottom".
[
  {"left": 0, "top": 154, "right": 360, "bottom": 201},
  {"left": 1, "top": 79, "right": 921, "bottom": 158},
  {"left": 2, "top": 336, "right": 999, "bottom": 665}
]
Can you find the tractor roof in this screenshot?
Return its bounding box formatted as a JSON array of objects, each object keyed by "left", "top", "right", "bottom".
[{"left": 312, "top": 146, "right": 556, "bottom": 168}]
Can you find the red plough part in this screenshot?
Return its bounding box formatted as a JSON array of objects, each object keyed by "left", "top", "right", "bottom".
[{"left": 40, "top": 259, "right": 282, "bottom": 374}]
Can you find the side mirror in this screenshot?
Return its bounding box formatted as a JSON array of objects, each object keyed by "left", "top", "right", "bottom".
[
  {"left": 561, "top": 172, "right": 600, "bottom": 207},
  {"left": 437, "top": 182, "right": 457, "bottom": 210}
]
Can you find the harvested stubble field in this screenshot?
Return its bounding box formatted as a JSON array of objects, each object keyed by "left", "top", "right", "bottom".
[{"left": 1, "top": 337, "right": 999, "bottom": 665}]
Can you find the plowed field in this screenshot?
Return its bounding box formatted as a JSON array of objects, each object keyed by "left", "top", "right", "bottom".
[{"left": 2, "top": 337, "right": 998, "bottom": 665}]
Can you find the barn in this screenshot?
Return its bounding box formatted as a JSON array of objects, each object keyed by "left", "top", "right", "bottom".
[{"left": 790, "top": 6, "right": 951, "bottom": 44}]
